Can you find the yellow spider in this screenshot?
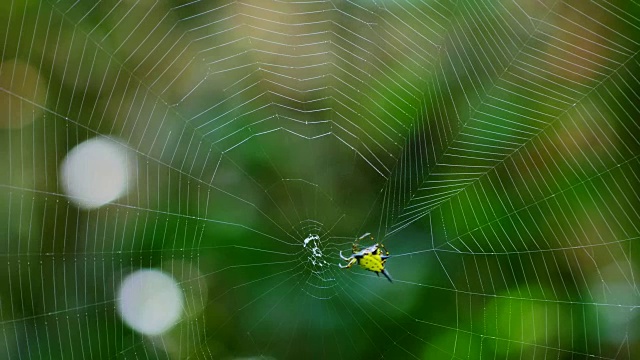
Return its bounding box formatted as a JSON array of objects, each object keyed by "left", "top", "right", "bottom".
[{"left": 339, "top": 233, "right": 392, "bottom": 282}]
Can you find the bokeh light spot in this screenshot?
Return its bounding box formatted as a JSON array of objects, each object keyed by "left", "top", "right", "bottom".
[
  {"left": 0, "top": 59, "right": 47, "bottom": 129},
  {"left": 60, "top": 137, "right": 134, "bottom": 209},
  {"left": 117, "top": 269, "right": 184, "bottom": 336}
]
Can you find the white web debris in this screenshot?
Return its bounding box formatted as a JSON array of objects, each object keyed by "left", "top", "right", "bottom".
[
  {"left": 303, "top": 234, "right": 328, "bottom": 267},
  {"left": 303, "top": 234, "right": 319, "bottom": 248}
]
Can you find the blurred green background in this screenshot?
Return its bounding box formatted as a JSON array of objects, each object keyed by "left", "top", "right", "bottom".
[{"left": 1, "top": 0, "right": 639, "bottom": 359}]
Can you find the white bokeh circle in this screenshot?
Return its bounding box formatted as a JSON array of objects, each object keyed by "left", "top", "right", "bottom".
[
  {"left": 117, "top": 269, "right": 184, "bottom": 336},
  {"left": 60, "top": 137, "right": 134, "bottom": 209}
]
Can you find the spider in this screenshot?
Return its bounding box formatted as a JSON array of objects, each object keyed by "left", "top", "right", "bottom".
[{"left": 339, "top": 233, "right": 392, "bottom": 282}]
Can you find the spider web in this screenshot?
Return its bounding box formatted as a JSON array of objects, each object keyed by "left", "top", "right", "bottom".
[{"left": 1, "top": 0, "right": 639, "bottom": 358}]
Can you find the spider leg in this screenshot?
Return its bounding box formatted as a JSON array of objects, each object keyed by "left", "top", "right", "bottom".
[
  {"left": 339, "top": 258, "right": 356, "bottom": 269},
  {"left": 339, "top": 250, "right": 351, "bottom": 261},
  {"left": 380, "top": 255, "right": 390, "bottom": 260}
]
